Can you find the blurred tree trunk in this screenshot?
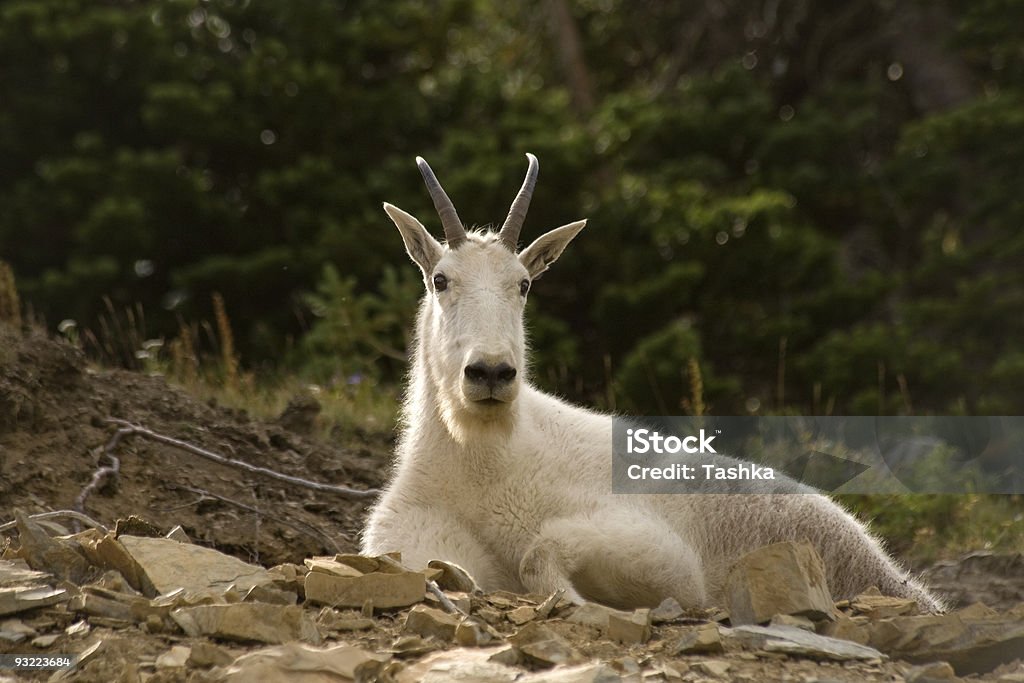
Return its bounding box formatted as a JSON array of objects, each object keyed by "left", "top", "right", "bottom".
[
  {"left": 885, "top": 3, "right": 977, "bottom": 112},
  {"left": 543, "top": 0, "right": 617, "bottom": 191},
  {"left": 546, "top": 0, "right": 595, "bottom": 116}
]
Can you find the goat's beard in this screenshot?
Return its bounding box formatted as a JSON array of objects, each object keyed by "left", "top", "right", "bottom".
[{"left": 432, "top": 376, "right": 519, "bottom": 443}]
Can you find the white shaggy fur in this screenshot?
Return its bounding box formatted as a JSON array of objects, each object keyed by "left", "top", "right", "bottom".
[{"left": 361, "top": 158, "right": 943, "bottom": 612}]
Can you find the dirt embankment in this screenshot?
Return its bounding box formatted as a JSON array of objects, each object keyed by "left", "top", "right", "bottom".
[{"left": 0, "top": 324, "right": 386, "bottom": 566}]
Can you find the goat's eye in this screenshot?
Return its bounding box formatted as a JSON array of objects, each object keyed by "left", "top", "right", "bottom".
[
  {"left": 519, "top": 279, "right": 530, "bottom": 296},
  {"left": 433, "top": 273, "right": 448, "bottom": 292}
]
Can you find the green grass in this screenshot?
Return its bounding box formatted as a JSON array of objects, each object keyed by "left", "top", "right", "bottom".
[
  {"left": 839, "top": 493, "right": 1024, "bottom": 566},
  {"left": 179, "top": 372, "right": 401, "bottom": 439}
]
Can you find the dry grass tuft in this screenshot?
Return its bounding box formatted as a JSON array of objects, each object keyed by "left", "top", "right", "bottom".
[
  {"left": 687, "top": 357, "right": 705, "bottom": 417},
  {"left": 211, "top": 292, "right": 239, "bottom": 391},
  {"left": 0, "top": 260, "right": 22, "bottom": 329}
]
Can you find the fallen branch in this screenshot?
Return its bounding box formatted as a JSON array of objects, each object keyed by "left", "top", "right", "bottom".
[
  {"left": 427, "top": 579, "right": 467, "bottom": 616},
  {"left": 72, "top": 424, "right": 133, "bottom": 526},
  {"left": 166, "top": 482, "right": 343, "bottom": 553},
  {"left": 102, "top": 419, "right": 379, "bottom": 501},
  {"left": 0, "top": 509, "right": 109, "bottom": 535},
  {"left": 70, "top": 418, "right": 376, "bottom": 547}
]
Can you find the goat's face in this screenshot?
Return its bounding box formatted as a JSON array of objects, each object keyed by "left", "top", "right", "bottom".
[
  {"left": 384, "top": 154, "right": 585, "bottom": 422},
  {"left": 424, "top": 236, "right": 529, "bottom": 413}
]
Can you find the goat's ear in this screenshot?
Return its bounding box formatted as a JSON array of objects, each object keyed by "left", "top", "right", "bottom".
[
  {"left": 518, "top": 219, "right": 586, "bottom": 279},
  {"left": 384, "top": 203, "right": 444, "bottom": 275}
]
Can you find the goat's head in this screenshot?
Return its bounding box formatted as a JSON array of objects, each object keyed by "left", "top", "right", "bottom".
[{"left": 384, "top": 154, "right": 586, "bottom": 421}]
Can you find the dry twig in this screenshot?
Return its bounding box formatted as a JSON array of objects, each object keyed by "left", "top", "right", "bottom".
[
  {"left": 166, "top": 482, "right": 342, "bottom": 553},
  {"left": 72, "top": 424, "right": 133, "bottom": 526},
  {"left": 99, "top": 418, "right": 378, "bottom": 499},
  {"left": 0, "top": 509, "right": 109, "bottom": 535},
  {"left": 70, "top": 418, "right": 376, "bottom": 544},
  {"left": 427, "top": 579, "right": 467, "bottom": 616}
]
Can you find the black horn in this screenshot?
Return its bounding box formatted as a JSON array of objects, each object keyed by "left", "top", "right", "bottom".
[
  {"left": 498, "top": 153, "right": 539, "bottom": 251},
  {"left": 416, "top": 156, "right": 467, "bottom": 248}
]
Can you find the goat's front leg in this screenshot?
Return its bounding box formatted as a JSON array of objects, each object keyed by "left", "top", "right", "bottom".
[
  {"left": 518, "top": 531, "right": 588, "bottom": 604},
  {"left": 518, "top": 510, "right": 707, "bottom": 609}
]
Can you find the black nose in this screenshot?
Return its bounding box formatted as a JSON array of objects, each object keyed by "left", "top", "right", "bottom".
[{"left": 464, "top": 361, "right": 517, "bottom": 390}]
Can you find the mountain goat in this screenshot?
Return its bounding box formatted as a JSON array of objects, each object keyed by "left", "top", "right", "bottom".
[{"left": 361, "top": 154, "right": 942, "bottom": 612}]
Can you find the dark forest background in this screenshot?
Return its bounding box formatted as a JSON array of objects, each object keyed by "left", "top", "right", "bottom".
[{"left": 2, "top": 0, "right": 1023, "bottom": 418}]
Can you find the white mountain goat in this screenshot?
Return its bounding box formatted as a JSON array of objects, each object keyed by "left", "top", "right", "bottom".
[{"left": 361, "top": 154, "right": 943, "bottom": 612}]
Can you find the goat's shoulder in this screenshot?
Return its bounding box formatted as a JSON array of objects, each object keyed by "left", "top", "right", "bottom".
[{"left": 520, "top": 385, "right": 611, "bottom": 435}]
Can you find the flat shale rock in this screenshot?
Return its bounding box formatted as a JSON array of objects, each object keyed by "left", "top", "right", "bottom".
[
  {"left": 566, "top": 602, "right": 633, "bottom": 630},
  {"left": 508, "top": 604, "right": 537, "bottom": 625},
  {"left": 395, "top": 646, "right": 520, "bottom": 683},
  {"left": 0, "top": 618, "right": 36, "bottom": 643},
  {"left": 606, "top": 608, "right": 651, "bottom": 644},
  {"left": 332, "top": 553, "right": 404, "bottom": 574},
  {"left": 164, "top": 525, "right": 191, "bottom": 544},
  {"left": 13, "top": 511, "right": 93, "bottom": 583},
  {"left": 849, "top": 588, "right": 920, "bottom": 619},
  {"left": 304, "top": 567, "right": 425, "bottom": 609},
  {"left": 242, "top": 583, "right": 298, "bottom": 605},
  {"left": 171, "top": 602, "right": 321, "bottom": 644},
  {"left": 510, "top": 622, "right": 582, "bottom": 667},
  {"left": 316, "top": 607, "right": 375, "bottom": 633},
  {"left": 404, "top": 604, "right": 460, "bottom": 641},
  {"left": 650, "top": 597, "right": 684, "bottom": 623},
  {"left": 304, "top": 557, "right": 363, "bottom": 578},
  {"left": 0, "top": 558, "right": 51, "bottom": 585},
  {"left": 217, "top": 642, "right": 390, "bottom": 682},
  {"left": 155, "top": 644, "right": 191, "bottom": 669},
  {"left": 725, "top": 541, "right": 836, "bottom": 625},
  {"left": 519, "top": 638, "right": 582, "bottom": 668},
  {"left": 31, "top": 633, "right": 60, "bottom": 647},
  {"left": 769, "top": 613, "right": 817, "bottom": 631},
  {"left": 728, "top": 624, "right": 886, "bottom": 661},
  {"left": 455, "top": 617, "right": 500, "bottom": 647},
  {"left": 822, "top": 613, "right": 872, "bottom": 645},
  {"left": 387, "top": 634, "right": 438, "bottom": 657},
  {"left": 49, "top": 640, "right": 104, "bottom": 682},
  {"left": 67, "top": 590, "right": 154, "bottom": 623},
  {"left": 672, "top": 622, "right": 724, "bottom": 654},
  {"left": 692, "top": 660, "right": 732, "bottom": 678},
  {"left": 188, "top": 641, "right": 236, "bottom": 668},
  {"left": 105, "top": 534, "right": 276, "bottom": 597},
  {"left": 0, "top": 558, "right": 70, "bottom": 616},
  {"left": 267, "top": 562, "right": 308, "bottom": 596},
  {"left": 0, "top": 584, "right": 68, "bottom": 616},
  {"left": 519, "top": 662, "right": 623, "bottom": 682}
]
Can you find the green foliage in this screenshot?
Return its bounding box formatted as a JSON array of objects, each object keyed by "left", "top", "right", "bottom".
[
  {"left": 2, "top": 0, "right": 1023, "bottom": 420},
  {"left": 614, "top": 320, "right": 701, "bottom": 414},
  {"left": 299, "top": 264, "right": 418, "bottom": 386}
]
